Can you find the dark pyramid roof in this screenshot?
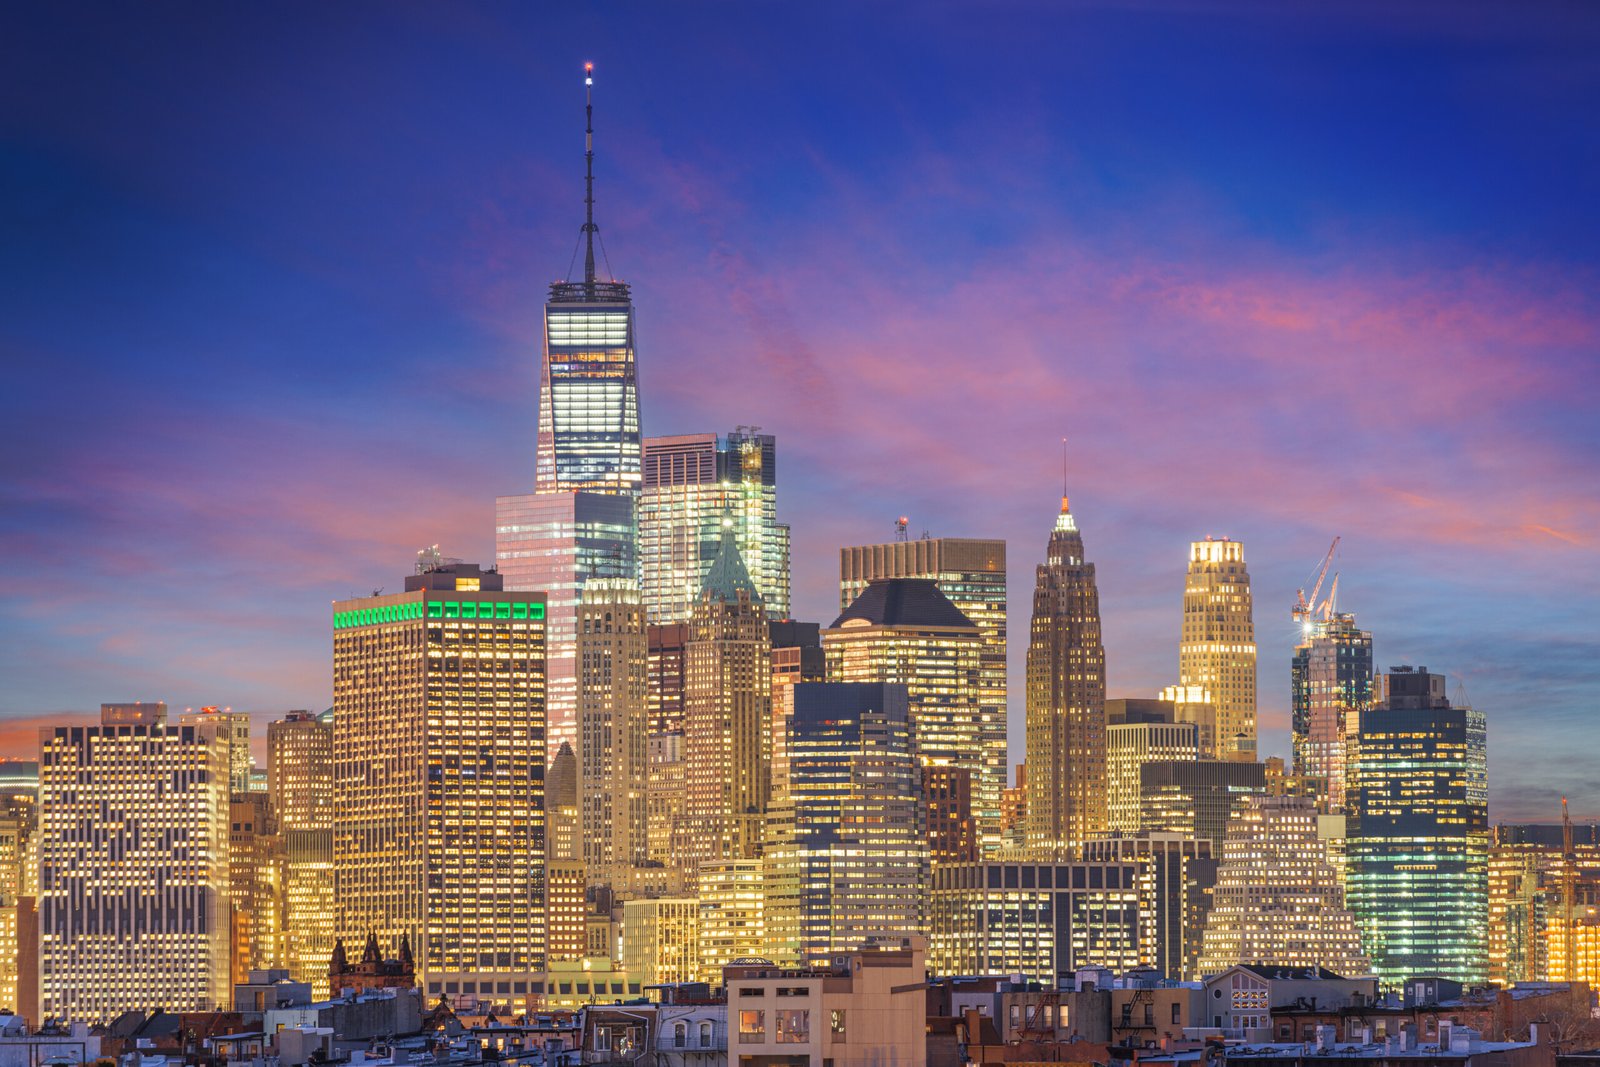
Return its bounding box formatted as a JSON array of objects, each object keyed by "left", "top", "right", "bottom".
[
  {"left": 829, "top": 578, "right": 977, "bottom": 630},
  {"left": 702, "top": 522, "right": 763, "bottom": 605}
]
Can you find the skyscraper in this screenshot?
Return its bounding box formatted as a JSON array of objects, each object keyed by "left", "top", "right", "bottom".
[
  {"left": 640, "top": 430, "right": 791, "bottom": 622},
  {"left": 1345, "top": 667, "right": 1488, "bottom": 988},
  {"left": 1196, "top": 795, "right": 1370, "bottom": 977},
  {"left": 1139, "top": 759, "right": 1266, "bottom": 846},
  {"left": 1487, "top": 822, "right": 1600, "bottom": 986},
  {"left": 228, "top": 792, "right": 282, "bottom": 985},
  {"left": 0, "top": 763, "right": 36, "bottom": 1022},
  {"left": 1179, "top": 538, "right": 1257, "bottom": 760},
  {"left": 1025, "top": 496, "right": 1107, "bottom": 857},
  {"left": 333, "top": 562, "right": 547, "bottom": 1009},
  {"left": 1104, "top": 699, "right": 1201, "bottom": 836},
  {"left": 269, "top": 709, "right": 336, "bottom": 997},
  {"left": 38, "top": 703, "right": 231, "bottom": 1018},
  {"left": 681, "top": 529, "right": 772, "bottom": 879},
  {"left": 497, "top": 67, "right": 642, "bottom": 754},
  {"left": 840, "top": 537, "right": 1006, "bottom": 831},
  {"left": 786, "top": 682, "right": 926, "bottom": 964},
  {"left": 578, "top": 579, "right": 650, "bottom": 885},
  {"left": 823, "top": 579, "right": 991, "bottom": 842},
  {"left": 1291, "top": 610, "right": 1374, "bottom": 808},
  {"left": 181, "top": 705, "right": 254, "bottom": 794}
]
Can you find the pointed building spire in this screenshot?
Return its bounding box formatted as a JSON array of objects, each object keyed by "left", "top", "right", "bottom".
[
  {"left": 702, "top": 513, "right": 763, "bottom": 605},
  {"left": 362, "top": 928, "right": 381, "bottom": 964},
  {"left": 583, "top": 62, "right": 598, "bottom": 293}
]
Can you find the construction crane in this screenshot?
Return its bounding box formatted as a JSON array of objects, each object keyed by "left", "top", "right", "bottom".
[
  {"left": 1562, "top": 797, "right": 1577, "bottom": 980},
  {"left": 1292, "top": 536, "right": 1341, "bottom": 629}
]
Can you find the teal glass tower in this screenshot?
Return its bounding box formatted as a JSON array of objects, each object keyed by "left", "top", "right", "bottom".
[{"left": 1346, "top": 666, "right": 1488, "bottom": 988}]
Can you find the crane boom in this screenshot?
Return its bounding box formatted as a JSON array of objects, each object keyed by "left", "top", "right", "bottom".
[{"left": 1293, "top": 536, "right": 1341, "bottom": 624}]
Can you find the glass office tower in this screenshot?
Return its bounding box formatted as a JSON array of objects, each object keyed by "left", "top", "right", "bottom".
[
  {"left": 1346, "top": 667, "right": 1488, "bottom": 988},
  {"left": 640, "top": 430, "right": 790, "bottom": 623},
  {"left": 1291, "top": 610, "right": 1373, "bottom": 808}
]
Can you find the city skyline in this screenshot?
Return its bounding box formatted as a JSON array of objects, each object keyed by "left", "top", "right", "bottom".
[{"left": 4, "top": 5, "right": 1598, "bottom": 823}]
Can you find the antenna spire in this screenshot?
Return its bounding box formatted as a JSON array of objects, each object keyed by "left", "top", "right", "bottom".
[
  {"left": 583, "top": 62, "right": 597, "bottom": 291},
  {"left": 1060, "top": 436, "right": 1070, "bottom": 513}
]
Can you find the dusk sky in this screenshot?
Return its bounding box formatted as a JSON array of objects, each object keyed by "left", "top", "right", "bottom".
[{"left": 4, "top": 3, "right": 1597, "bottom": 821}]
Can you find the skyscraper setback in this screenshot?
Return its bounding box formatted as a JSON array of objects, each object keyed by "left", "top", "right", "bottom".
[
  {"left": 497, "top": 66, "right": 642, "bottom": 752},
  {"left": 1024, "top": 495, "right": 1107, "bottom": 857},
  {"left": 1179, "top": 538, "right": 1258, "bottom": 760}
]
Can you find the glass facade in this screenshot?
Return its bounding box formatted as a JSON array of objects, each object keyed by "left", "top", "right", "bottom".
[
  {"left": 784, "top": 682, "right": 927, "bottom": 965},
  {"left": 1290, "top": 612, "right": 1374, "bottom": 808},
  {"left": 536, "top": 284, "right": 641, "bottom": 496},
  {"left": 495, "top": 491, "right": 634, "bottom": 753},
  {"left": 839, "top": 537, "right": 1006, "bottom": 847},
  {"left": 640, "top": 431, "right": 790, "bottom": 623},
  {"left": 1346, "top": 668, "right": 1488, "bottom": 988}
]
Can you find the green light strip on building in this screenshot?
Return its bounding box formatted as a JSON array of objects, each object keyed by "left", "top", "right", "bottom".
[{"left": 333, "top": 600, "right": 544, "bottom": 629}]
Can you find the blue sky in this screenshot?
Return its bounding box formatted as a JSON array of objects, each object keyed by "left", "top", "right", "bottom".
[{"left": 2, "top": 2, "right": 1597, "bottom": 819}]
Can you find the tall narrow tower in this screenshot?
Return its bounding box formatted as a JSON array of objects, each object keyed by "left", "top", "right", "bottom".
[
  {"left": 498, "top": 64, "right": 642, "bottom": 753},
  {"left": 681, "top": 525, "right": 772, "bottom": 884},
  {"left": 1024, "top": 493, "right": 1107, "bottom": 858},
  {"left": 1179, "top": 538, "right": 1257, "bottom": 760}
]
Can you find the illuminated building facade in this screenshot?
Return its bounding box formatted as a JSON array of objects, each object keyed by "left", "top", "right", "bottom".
[
  {"left": 697, "top": 859, "right": 765, "bottom": 983},
  {"left": 620, "top": 897, "right": 699, "bottom": 987},
  {"left": 1487, "top": 822, "right": 1600, "bottom": 985},
  {"left": 1139, "top": 759, "right": 1265, "bottom": 846},
  {"left": 768, "top": 621, "right": 824, "bottom": 803},
  {"left": 39, "top": 703, "right": 230, "bottom": 1018},
  {"left": 1025, "top": 496, "right": 1108, "bottom": 858},
  {"left": 496, "top": 491, "right": 635, "bottom": 756},
  {"left": 928, "top": 860, "right": 1144, "bottom": 983},
  {"left": 1346, "top": 667, "right": 1488, "bottom": 988},
  {"left": 578, "top": 580, "right": 650, "bottom": 884},
  {"left": 641, "top": 431, "right": 790, "bottom": 623},
  {"left": 1196, "top": 795, "right": 1370, "bottom": 978},
  {"left": 181, "top": 706, "right": 254, "bottom": 794},
  {"left": 1179, "top": 539, "right": 1257, "bottom": 760},
  {"left": 332, "top": 563, "right": 548, "bottom": 1008},
  {"left": 840, "top": 537, "right": 1006, "bottom": 845},
  {"left": 762, "top": 623, "right": 824, "bottom": 967},
  {"left": 546, "top": 859, "right": 588, "bottom": 962},
  {"left": 924, "top": 764, "right": 978, "bottom": 866},
  {"left": 1105, "top": 700, "right": 1201, "bottom": 835},
  {"left": 229, "top": 792, "right": 283, "bottom": 984},
  {"left": 0, "top": 763, "right": 37, "bottom": 1022},
  {"left": 547, "top": 742, "right": 580, "bottom": 863},
  {"left": 269, "top": 710, "right": 336, "bottom": 997},
  {"left": 682, "top": 532, "right": 772, "bottom": 877},
  {"left": 647, "top": 623, "right": 690, "bottom": 736},
  {"left": 1157, "top": 684, "right": 1219, "bottom": 762},
  {"left": 787, "top": 682, "right": 926, "bottom": 964},
  {"left": 1001, "top": 765, "right": 1027, "bottom": 851},
  {"left": 823, "top": 580, "right": 990, "bottom": 842},
  {"left": 646, "top": 732, "right": 687, "bottom": 882},
  {"left": 1082, "top": 832, "right": 1217, "bottom": 981},
  {"left": 1291, "top": 612, "right": 1373, "bottom": 808}
]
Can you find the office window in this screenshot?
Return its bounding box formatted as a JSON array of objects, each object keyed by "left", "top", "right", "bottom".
[
  {"left": 739, "top": 1010, "right": 765, "bottom": 1043},
  {"left": 830, "top": 1010, "right": 846, "bottom": 1037}
]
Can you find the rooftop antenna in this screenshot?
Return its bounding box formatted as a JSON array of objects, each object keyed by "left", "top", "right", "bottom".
[
  {"left": 1061, "top": 436, "right": 1070, "bottom": 512},
  {"left": 583, "top": 62, "right": 597, "bottom": 293}
]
